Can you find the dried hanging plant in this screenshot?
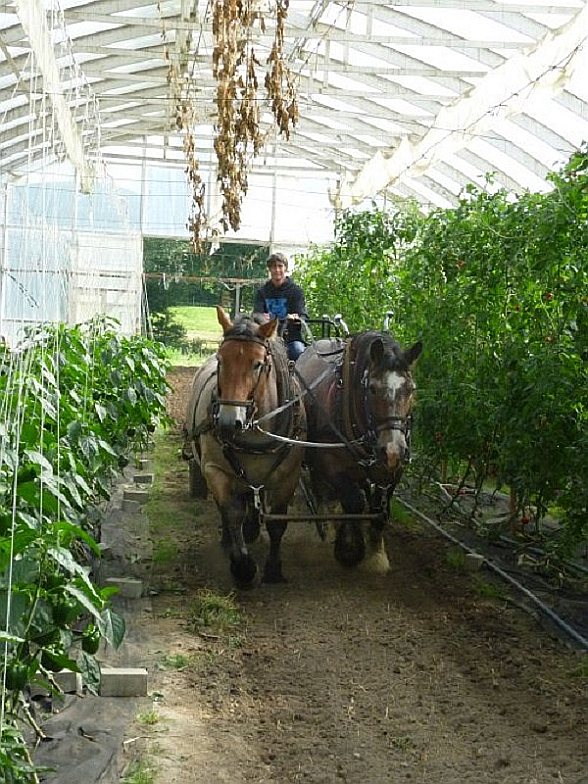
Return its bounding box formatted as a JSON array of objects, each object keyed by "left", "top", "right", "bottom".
[
  {"left": 160, "top": 0, "right": 299, "bottom": 250},
  {"left": 266, "top": 0, "right": 299, "bottom": 139}
]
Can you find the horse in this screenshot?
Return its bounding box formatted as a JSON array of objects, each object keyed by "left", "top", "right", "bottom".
[
  {"left": 183, "top": 306, "right": 306, "bottom": 586},
  {"left": 295, "top": 330, "right": 422, "bottom": 570}
]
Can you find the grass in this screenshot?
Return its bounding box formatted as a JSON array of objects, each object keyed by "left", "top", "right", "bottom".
[
  {"left": 137, "top": 709, "right": 160, "bottom": 726},
  {"left": 168, "top": 305, "right": 220, "bottom": 342},
  {"left": 158, "top": 653, "right": 191, "bottom": 670},
  {"left": 473, "top": 576, "right": 505, "bottom": 600},
  {"left": 446, "top": 547, "right": 466, "bottom": 570},
  {"left": 188, "top": 588, "right": 242, "bottom": 633},
  {"left": 390, "top": 499, "right": 421, "bottom": 531},
  {"left": 121, "top": 759, "right": 157, "bottom": 784}
]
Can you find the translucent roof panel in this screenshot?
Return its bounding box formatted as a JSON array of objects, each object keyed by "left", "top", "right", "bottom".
[{"left": 0, "top": 0, "right": 587, "bottom": 226}]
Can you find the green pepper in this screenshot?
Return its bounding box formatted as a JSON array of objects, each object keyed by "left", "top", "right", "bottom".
[
  {"left": 51, "top": 596, "right": 79, "bottom": 626},
  {"left": 4, "top": 660, "right": 30, "bottom": 691},
  {"left": 81, "top": 624, "right": 101, "bottom": 655},
  {"left": 40, "top": 648, "right": 65, "bottom": 673}
]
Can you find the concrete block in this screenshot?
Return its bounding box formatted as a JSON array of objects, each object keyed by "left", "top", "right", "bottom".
[
  {"left": 104, "top": 577, "right": 144, "bottom": 599},
  {"left": 133, "top": 473, "right": 154, "bottom": 486},
  {"left": 32, "top": 669, "right": 81, "bottom": 696},
  {"left": 99, "top": 667, "right": 148, "bottom": 697},
  {"left": 464, "top": 552, "right": 485, "bottom": 572},
  {"left": 123, "top": 487, "right": 149, "bottom": 504}
]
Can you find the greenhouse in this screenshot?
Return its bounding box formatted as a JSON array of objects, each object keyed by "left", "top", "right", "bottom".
[{"left": 0, "top": 2, "right": 587, "bottom": 783}]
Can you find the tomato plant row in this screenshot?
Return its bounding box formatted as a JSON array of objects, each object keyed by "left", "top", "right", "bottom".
[
  {"left": 297, "top": 146, "right": 587, "bottom": 556},
  {"left": 0, "top": 317, "right": 169, "bottom": 782}
]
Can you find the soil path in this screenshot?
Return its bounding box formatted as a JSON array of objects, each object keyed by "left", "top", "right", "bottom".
[{"left": 117, "top": 368, "right": 588, "bottom": 784}]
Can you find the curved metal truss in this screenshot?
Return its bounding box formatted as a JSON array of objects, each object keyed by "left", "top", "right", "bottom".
[{"left": 1, "top": 0, "right": 587, "bottom": 212}]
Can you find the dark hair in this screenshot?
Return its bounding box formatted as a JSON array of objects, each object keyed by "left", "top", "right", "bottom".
[{"left": 267, "top": 252, "right": 288, "bottom": 269}]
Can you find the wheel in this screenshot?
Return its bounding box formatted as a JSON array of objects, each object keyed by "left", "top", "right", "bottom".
[{"left": 189, "top": 459, "right": 208, "bottom": 499}]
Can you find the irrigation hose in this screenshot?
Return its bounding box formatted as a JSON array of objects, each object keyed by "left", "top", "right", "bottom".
[{"left": 397, "top": 497, "right": 588, "bottom": 653}]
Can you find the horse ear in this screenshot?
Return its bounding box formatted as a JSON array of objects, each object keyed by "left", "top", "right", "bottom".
[
  {"left": 369, "top": 337, "right": 385, "bottom": 365},
  {"left": 404, "top": 340, "right": 423, "bottom": 367},
  {"left": 258, "top": 317, "right": 279, "bottom": 340},
  {"left": 216, "top": 305, "right": 233, "bottom": 334}
]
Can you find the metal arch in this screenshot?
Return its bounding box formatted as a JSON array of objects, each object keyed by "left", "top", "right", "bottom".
[{"left": 0, "top": 0, "right": 586, "bottom": 213}]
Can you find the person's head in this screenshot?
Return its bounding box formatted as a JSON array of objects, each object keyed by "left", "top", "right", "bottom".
[{"left": 267, "top": 252, "right": 288, "bottom": 287}]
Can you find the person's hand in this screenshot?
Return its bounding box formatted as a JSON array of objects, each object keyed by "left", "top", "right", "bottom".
[{"left": 287, "top": 313, "right": 301, "bottom": 322}]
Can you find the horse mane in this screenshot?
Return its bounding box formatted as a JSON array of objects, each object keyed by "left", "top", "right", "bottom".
[{"left": 350, "top": 331, "right": 410, "bottom": 374}]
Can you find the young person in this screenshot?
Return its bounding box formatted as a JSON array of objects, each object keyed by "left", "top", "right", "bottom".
[{"left": 253, "top": 252, "right": 308, "bottom": 360}]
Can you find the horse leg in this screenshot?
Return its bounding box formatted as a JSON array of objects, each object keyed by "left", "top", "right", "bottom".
[
  {"left": 242, "top": 501, "right": 261, "bottom": 544},
  {"left": 220, "top": 494, "right": 258, "bottom": 588},
  {"left": 363, "top": 485, "right": 391, "bottom": 574},
  {"left": 334, "top": 482, "right": 366, "bottom": 567},
  {"left": 262, "top": 514, "right": 288, "bottom": 583}
]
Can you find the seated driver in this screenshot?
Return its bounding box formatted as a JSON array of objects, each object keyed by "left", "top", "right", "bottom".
[{"left": 253, "top": 252, "right": 308, "bottom": 361}]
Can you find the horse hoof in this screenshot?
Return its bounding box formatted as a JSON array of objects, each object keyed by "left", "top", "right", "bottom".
[
  {"left": 230, "top": 556, "right": 258, "bottom": 588},
  {"left": 334, "top": 526, "right": 365, "bottom": 567}
]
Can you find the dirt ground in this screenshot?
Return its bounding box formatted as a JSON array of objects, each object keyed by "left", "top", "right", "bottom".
[{"left": 117, "top": 368, "right": 588, "bottom": 784}]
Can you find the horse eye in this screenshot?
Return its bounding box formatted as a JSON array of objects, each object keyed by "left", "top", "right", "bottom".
[{"left": 254, "top": 361, "right": 264, "bottom": 371}]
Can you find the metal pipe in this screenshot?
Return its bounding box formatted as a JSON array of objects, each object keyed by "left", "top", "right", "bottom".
[{"left": 398, "top": 497, "right": 588, "bottom": 652}]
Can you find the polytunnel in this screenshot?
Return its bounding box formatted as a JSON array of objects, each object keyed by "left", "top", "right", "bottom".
[{"left": 1, "top": 0, "right": 588, "bottom": 338}]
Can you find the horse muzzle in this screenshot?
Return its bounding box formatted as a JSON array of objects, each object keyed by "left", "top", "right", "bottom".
[
  {"left": 213, "top": 399, "right": 255, "bottom": 434},
  {"left": 382, "top": 434, "right": 409, "bottom": 473}
]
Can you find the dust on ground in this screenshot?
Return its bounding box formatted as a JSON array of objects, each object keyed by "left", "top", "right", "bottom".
[{"left": 116, "top": 367, "right": 588, "bottom": 784}]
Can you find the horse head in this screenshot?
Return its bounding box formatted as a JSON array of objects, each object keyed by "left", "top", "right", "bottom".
[
  {"left": 361, "top": 335, "right": 422, "bottom": 475},
  {"left": 214, "top": 306, "right": 280, "bottom": 435}
]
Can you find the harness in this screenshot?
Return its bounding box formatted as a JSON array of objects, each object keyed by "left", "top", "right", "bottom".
[
  {"left": 198, "top": 332, "right": 305, "bottom": 498},
  {"left": 339, "top": 333, "right": 413, "bottom": 474}
]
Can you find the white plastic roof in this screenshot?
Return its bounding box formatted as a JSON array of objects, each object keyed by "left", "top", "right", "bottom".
[{"left": 1, "top": 0, "right": 588, "bottom": 214}]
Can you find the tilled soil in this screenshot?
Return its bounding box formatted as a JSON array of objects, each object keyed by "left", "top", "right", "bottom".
[{"left": 116, "top": 368, "right": 588, "bottom": 784}]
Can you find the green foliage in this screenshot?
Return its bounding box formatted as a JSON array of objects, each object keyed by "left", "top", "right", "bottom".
[
  {"left": 297, "top": 145, "right": 588, "bottom": 558},
  {"left": 296, "top": 201, "right": 423, "bottom": 329},
  {"left": 0, "top": 317, "right": 170, "bottom": 782},
  {"left": 143, "top": 237, "right": 268, "bottom": 313}
]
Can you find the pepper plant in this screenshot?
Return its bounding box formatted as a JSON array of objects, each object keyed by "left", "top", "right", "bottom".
[{"left": 0, "top": 317, "right": 170, "bottom": 783}]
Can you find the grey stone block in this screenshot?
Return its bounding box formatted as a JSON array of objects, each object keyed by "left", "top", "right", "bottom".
[
  {"left": 123, "top": 487, "right": 149, "bottom": 503},
  {"left": 31, "top": 669, "right": 82, "bottom": 696},
  {"left": 133, "top": 473, "right": 154, "bottom": 485},
  {"left": 99, "top": 667, "right": 148, "bottom": 697},
  {"left": 464, "top": 552, "right": 485, "bottom": 572},
  {"left": 103, "top": 577, "right": 143, "bottom": 598}
]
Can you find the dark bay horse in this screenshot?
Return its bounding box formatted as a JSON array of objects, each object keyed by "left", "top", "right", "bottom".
[
  {"left": 183, "top": 307, "right": 306, "bottom": 586},
  {"left": 295, "top": 331, "right": 422, "bottom": 570}
]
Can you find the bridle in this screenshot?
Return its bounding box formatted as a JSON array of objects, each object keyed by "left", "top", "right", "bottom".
[
  {"left": 359, "top": 367, "right": 413, "bottom": 463},
  {"left": 211, "top": 333, "right": 273, "bottom": 432}
]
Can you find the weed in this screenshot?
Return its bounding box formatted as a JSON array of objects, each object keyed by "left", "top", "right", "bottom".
[
  {"left": 390, "top": 735, "right": 413, "bottom": 751},
  {"left": 159, "top": 653, "right": 191, "bottom": 670},
  {"left": 121, "top": 758, "right": 157, "bottom": 784},
  {"left": 137, "top": 709, "right": 160, "bottom": 726},
  {"left": 390, "top": 499, "right": 420, "bottom": 531},
  {"left": 446, "top": 547, "right": 465, "bottom": 570},
  {"left": 188, "top": 588, "right": 242, "bottom": 633},
  {"left": 567, "top": 657, "right": 588, "bottom": 679},
  {"left": 473, "top": 577, "right": 505, "bottom": 600},
  {"left": 152, "top": 539, "right": 178, "bottom": 564}
]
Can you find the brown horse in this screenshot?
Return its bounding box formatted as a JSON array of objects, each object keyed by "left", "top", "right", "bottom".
[
  {"left": 295, "top": 331, "right": 422, "bottom": 570},
  {"left": 183, "top": 307, "right": 306, "bottom": 586}
]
